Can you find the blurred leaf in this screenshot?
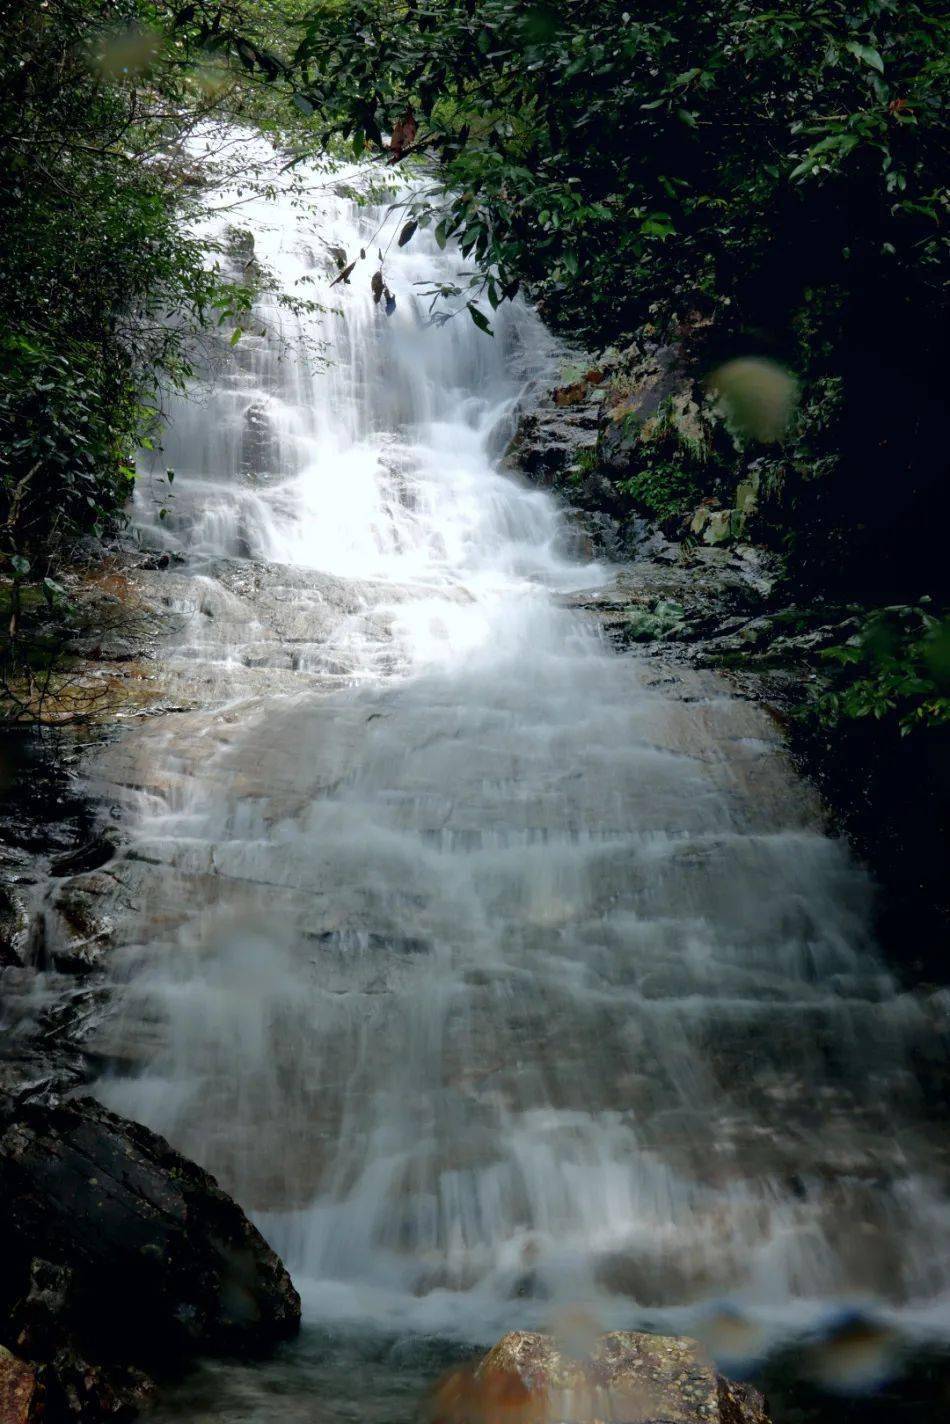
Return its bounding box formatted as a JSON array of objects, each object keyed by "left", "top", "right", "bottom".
[{"left": 708, "top": 357, "right": 798, "bottom": 443}]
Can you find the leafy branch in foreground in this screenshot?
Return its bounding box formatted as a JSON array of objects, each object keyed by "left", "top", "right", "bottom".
[
  {"left": 0, "top": 2, "right": 329, "bottom": 623},
  {"left": 288, "top": 0, "right": 947, "bottom": 345}
]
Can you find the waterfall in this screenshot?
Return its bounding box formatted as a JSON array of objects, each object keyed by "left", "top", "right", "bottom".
[{"left": 93, "top": 133, "right": 950, "bottom": 1361}]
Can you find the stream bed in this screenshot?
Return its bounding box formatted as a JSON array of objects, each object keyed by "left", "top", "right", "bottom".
[{"left": 46, "top": 136, "right": 950, "bottom": 1419}]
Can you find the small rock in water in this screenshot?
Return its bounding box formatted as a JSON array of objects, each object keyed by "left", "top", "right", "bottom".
[{"left": 426, "top": 1330, "right": 770, "bottom": 1424}]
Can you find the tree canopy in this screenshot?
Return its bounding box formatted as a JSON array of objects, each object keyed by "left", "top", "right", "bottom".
[{"left": 291, "top": 0, "right": 947, "bottom": 346}]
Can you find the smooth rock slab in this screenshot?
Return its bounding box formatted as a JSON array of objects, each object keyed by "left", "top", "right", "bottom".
[{"left": 430, "top": 1331, "right": 770, "bottom": 1424}]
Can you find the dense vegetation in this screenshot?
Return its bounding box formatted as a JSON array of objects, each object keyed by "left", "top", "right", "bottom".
[
  {"left": 293, "top": 1, "right": 946, "bottom": 340},
  {"left": 0, "top": 0, "right": 305, "bottom": 635},
  {"left": 1, "top": 2, "right": 947, "bottom": 726},
  {"left": 4, "top": 2, "right": 946, "bottom": 581}
]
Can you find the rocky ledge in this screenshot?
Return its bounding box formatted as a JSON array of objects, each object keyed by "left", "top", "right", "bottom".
[
  {"left": 429, "top": 1329, "right": 770, "bottom": 1424},
  {"left": 0, "top": 1094, "right": 300, "bottom": 1422}
]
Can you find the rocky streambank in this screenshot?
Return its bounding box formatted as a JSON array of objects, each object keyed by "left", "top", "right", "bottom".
[
  {"left": 506, "top": 346, "right": 950, "bottom": 989},
  {"left": 0, "top": 561, "right": 304, "bottom": 1423}
]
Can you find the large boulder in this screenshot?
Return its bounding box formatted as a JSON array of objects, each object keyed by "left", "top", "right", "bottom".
[
  {"left": 429, "top": 1330, "right": 770, "bottom": 1424},
  {"left": 0, "top": 1095, "right": 300, "bottom": 1419}
]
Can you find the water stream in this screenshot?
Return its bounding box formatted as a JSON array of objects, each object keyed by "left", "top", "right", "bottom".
[{"left": 85, "top": 138, "right": 949, "bottom": 1415}]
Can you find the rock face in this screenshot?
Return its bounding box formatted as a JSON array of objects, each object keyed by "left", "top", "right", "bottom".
[
  {"left": 430, "top": 1331, "right": 770, "bottom": 1424},
  {"left": 0, "top": 1095, "right": 301, "bottom": 1420},
  {"left": 505, "top": 338, "right": 775, "bottom": 559},
  {"left": 0, "top": 1346, "right": 40, "bottom": 1424}
]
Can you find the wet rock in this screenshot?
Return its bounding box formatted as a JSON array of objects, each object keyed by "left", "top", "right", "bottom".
[
  {"left": 0, "top": 873, "right": 31, "bottom": 968},
  {"left": 437, "top": 1330, "right": 771, "bottom": 1424},
  {"left": 505, "top": 406, "right": 598, "bottom": 482},
  {"left": 9, "top": 1261, "right": 154, "bottom": 1423},
  {"left": 46, "top": 874, "right": 116, "bottom": 974},
  {"left": 0, "top": 1345, "right": 39, "bottom": 1424},
  {"left": 0, "top": 1096, "right": 301, "bottom": 1419},
  {"left": 622, "top": 599, "right": 689, "bottom": 643},
  {"left": 552, "top": 379, "right": 590, "bottom": 407},
  {"left": 139, "top": 551, "right": 171, "bottom": 571},
  {"left": 735, "top": 468, "right": 761, "bottom": 518},
  {"left": 703, "top": 509, "right": 739, "bottom": 547},
  {"left": 49, "top": 830, "right": 119, "bottom": 879},
  {"left": 240, "top": 400, "right": 277, "bottom": 478},
  {"left": 602, "top": 341, "right": 685, "bottom": 430},
  {"left": 689, "top": 500, "right": 718, "bottom": 539}
]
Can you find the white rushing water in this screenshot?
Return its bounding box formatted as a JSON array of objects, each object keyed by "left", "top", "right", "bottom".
[{"left": 93, "top": 135, "right": 950, "bottom": 1369}]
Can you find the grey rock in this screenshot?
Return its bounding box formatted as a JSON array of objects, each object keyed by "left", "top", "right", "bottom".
[{"left": 240, "top": 400, "right": 277, "bottom": 478}]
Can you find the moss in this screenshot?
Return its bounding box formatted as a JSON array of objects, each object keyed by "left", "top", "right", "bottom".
[
  {"left": 619, "top": 461, "right": 703, "bottom": 522},
  {"left": 606, "top": 396, "right": 716, "bottom": 523}
]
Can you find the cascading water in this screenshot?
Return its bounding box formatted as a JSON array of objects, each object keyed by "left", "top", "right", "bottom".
[{"left": 88, "top": 135, "right": 949, "bottom": 1409}]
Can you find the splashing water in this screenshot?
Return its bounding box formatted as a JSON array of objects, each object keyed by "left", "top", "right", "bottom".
[{"left": 90, "top": 134, "right": 950, "bottom": 1392}]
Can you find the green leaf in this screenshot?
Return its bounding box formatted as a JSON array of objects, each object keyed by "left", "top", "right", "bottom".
[
  {"left": 398, "top": 220, "right": 418, "bottom": 247},
  {"left": 845, "top": 41, "right": 884, "bottom": 73},
  {"left": 42, "top": 576, "right": 67, "bottom": 607},
  {"left": 467, "top": 303, "right": 493, "bottom": 335},
  {"left": 10, "top": 554, "right": 30, "bottom": 578},
  {"left": 640, "top": 213, "right": 676, "bottom": 239}
]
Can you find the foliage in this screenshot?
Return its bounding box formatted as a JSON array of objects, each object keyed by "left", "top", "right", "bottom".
[
  {"left": 289, "top": 0, "right": 948, "bottom": 344},
  {"left": 1, "top": 5, "right": 186, "bottom": 591},
  {"left": 0, "top": 0, "right": 319, "bottom": 615},
  {"left": 618, "top": 459, "right": 703, "bottom": 524},
  {"left": 623, "top": 598, "right": 688, "bottom": 642},
  {"left": 280, "top": 1, "right": 948, "bottom": 596},
  {"left": 811, "top": 603, "right": 950, "bottom": 733}
]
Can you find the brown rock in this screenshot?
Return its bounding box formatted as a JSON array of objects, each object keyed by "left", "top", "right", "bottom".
[
  {"left": 0, "top": 1346, "right": 40, "bottom": 1424},
  {"left": 553, "top": 381, "right": 590, "bottom": 407},
  {"left": 428, "top": 1330, "right": 770, "bottom": 1424}
]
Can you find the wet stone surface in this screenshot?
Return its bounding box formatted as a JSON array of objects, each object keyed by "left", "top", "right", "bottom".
[{"left": 442, "top": 1329, "right": 771, "bottom": 1424}]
